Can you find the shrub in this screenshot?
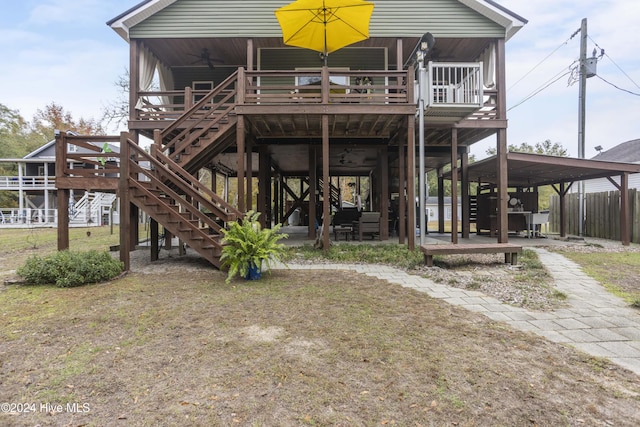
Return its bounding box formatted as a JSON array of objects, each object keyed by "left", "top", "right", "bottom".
[{"left": 17, "top": 250, "right": 124, "bottom": 287}]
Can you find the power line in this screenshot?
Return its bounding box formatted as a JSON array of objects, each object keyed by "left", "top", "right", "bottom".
[
  {"left": 508, "top": 63, "right": 576, "bottom": 112},
  {"left": 508, "top": 32, "right": 578, "bottom": 92},
  {"left": 588, "top": 35, "right": 640, "bottom": 90},
  {"left": 595, "top": 75, "right": 640, "bottom": 96}
]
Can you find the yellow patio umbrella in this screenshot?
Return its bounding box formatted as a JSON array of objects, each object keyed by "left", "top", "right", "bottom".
[{"left": 275, "top": 0, "right": 375, "bottom": 65}]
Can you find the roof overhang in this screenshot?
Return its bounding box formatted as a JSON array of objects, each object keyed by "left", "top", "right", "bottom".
[
  {"left": 449, "top": 152, "right": 640, "bottom": 187},
  {"left": 107, "top": 0, "right": 177, "bottom": 42},
  {"left": 459, "top": 0, "right": 527, "bottom": 40}
]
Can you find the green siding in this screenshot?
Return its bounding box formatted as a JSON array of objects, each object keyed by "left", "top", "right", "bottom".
[{"left": 130, "top": 0, "right": 505, "bottom": 39}]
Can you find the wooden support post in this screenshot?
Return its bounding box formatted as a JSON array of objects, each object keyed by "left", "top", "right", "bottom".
[
  {"left": 129, "top": 41, "right": 140, "bottom": 121},
  {"left": 438, "top": 167, "right": 445, "bottom": 234},
  {"left": 237, "top": 116, "right": 246, "bottom": 212},
  {"left": 398, "top": 139, "right": 406, "bottom": 244},
  {"left": 620, "top": 173, "right": 630, "bottom": 246},
  {"left": 380, "top": 146, "right": 389, "bottom": 240},
  {"left": 309, "top": 147, "right": 317, "bottom": 239},
  {"left": 55, "top": 131, "right": 69, "bottom": 250},
  {"left": 322, "top": 115, "right": 330, "bottom": 251},
  {"left": 461, "top": 149, "right": 470, "bottom": 238},
  {"left": 246, "top": 139, "right": 253, "bottom": 211},
  {"left": 273, "top": 173, "right": 280, "bottom": 225},
  {"left": 258, "top": 145, "right": 270, "bottom": 228},
  {"left": 407, "top": 115, "right": 416, "bottom": 250},
  {"left": 119, "top": 132, "right": 131, "bottom": 271},
  {"left": 151, "top": 219, "right": 159, "bottom": 261},
  {"left": 495, "top": 39, "right": 509, "bottom": 244},
  {"left": 451, "top": 129, "right": 459, "bottom": 244},
  {"left": 559, "top": 183, "right": 567, "bottom": 238},
  {"left": 496, "top": 129, "right": 509, "bottom": 243}
]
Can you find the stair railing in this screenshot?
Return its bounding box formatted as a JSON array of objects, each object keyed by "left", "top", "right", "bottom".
[{"left": 160, "top": 70, "right": 239, "bottom": 155}]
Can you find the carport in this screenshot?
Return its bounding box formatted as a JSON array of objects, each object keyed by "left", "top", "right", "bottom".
[{"left": 452, "top": 152, "right": 640, "bottom": 245}]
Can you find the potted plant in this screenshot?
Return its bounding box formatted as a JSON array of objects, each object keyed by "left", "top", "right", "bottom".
[{"left": 220, "top": 211, "right": 288, "bottom": 283}]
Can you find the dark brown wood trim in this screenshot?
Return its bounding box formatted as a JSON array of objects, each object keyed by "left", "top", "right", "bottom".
[{"left": 450, "top": 129, "right": 458, "bottom": 244}]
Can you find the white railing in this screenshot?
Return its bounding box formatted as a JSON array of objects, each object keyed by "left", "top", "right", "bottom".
[
  {"left": 0, "top": 192, "right": 117, "bottom": 228},
  {"left": 70, "top": 192, "right": 117, "bottom": 226},
  {"left": 0, "top": 208, "right": 57, "bottom": 226},
  {"left": 427, "top": 62, "right": 483, "bottom": 107},
  {"left": 0, "top": 176, "right": 56, "bottom": 190}
]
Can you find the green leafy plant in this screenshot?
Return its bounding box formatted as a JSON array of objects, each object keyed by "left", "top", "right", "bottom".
[
  {"left": 220, "top": 211, "right": 288, "bottom": 283},
  {"left": 17, "top": 250, "right": 124, "bottom": 287}
]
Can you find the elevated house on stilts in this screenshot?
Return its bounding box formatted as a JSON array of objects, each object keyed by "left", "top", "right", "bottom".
[{"left": 55, "top": 0, "right": 528, "bottom": 270}]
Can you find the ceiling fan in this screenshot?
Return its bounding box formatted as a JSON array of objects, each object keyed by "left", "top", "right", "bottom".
[{"left": 188, "top": 48, "right": 223, "bottom": 69}]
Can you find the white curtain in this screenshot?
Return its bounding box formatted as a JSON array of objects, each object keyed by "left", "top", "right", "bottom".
[
  {"left": 136, "top": 46, "right": 158, "bottom": 110},
  {"left": 157, "top": 62, "right": 175, "bottom": 110},
  {"left": 482, "top": 43, "right": 496, "bottom": 89}
]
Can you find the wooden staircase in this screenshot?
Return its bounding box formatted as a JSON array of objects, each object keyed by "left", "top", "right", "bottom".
[{"left": 123, "top": 71, "right": 243, "bottom": 268}]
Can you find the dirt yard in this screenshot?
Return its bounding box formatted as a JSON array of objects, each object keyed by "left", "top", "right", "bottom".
[{"left": 1, "top": 244, "right": 640, "bottom": 426}]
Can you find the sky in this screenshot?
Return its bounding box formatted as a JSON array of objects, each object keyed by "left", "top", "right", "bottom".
[{"left": 1, "top": 0, "right": 639, "bottom": 160}]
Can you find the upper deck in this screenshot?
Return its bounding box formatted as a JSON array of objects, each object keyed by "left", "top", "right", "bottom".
[{"left": 129, "top": 64, "right": 501, "bottom": 147}]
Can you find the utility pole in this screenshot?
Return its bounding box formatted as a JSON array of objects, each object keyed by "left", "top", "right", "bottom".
[{"left": 577, "top": 18, "right": 588, "bottom": 237}]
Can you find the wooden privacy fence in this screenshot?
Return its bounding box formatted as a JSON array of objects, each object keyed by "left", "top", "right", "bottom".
[{"left": 549, "top": 189, "right": 640, "bottom": 243}]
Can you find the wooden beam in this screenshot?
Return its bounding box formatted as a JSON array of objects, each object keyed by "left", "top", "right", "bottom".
[
  {"left": 309, "top": 146, "right": 317, "bottom": 239},
  {"left": 237, "top": 116, "right": 246, "bottom": 212},
  {"left": 407, "top": 114, "right": 416, "bottom": 250},
  {"left": 559, "top": 182, "right": 567, "bottom": 238},
  {"left": 119, "top": 132, "right": 131, "bottom": 271},
  {"left": 461, "top": 148, "right": 470, "bottom": 238},
  {"left": 438, "top": 167, "right": 445, "bottom": 234},
  {"left": 380, "top": 145, "right": 389, "bottom": 240},
  {"left": 322, "top": 115, "right": 330, "bottom": 251},
  {"left": 129, "top": 40, "right": 140, "bottom": 121},
  {"left": 398, "top": 139, "right": 406, "bottom": 243},
  {"left": 55, "top": 131, "right": 69, "bottom": 251},
  {"left": 450, "top": 129, "right": 459, "bottom": 244},
  {"left": 258, "top": 145, "right": 272, "bottom": 227},
  {"left": 246, "top": 139, "right": 253, "bottom": 211},
  {"left": 151, "top": 219, "right": 159, "bottom": 261},
  {"left": 496, "top": 128, "right": 508, "bottom": 243},
  {"left": 620, "top": 173, "right": 630, "bottom": 246}
]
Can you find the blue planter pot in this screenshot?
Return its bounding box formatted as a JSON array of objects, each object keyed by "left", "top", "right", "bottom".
[{"left": 244, "top": 262, "right": 262, "bottom": 280}]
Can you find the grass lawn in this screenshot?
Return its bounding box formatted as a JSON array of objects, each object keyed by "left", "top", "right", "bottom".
[{"left": 1, "top": 228, "right": 639, "bottom": 426}]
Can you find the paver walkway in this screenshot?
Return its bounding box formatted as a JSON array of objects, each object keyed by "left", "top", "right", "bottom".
[{"left": 273, "top": 247, "right": 640, "bottom": 375}]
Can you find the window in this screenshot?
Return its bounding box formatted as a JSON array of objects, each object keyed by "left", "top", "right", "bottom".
[{"left": 192, "top": 81, "right": 214, "bottom": 103}]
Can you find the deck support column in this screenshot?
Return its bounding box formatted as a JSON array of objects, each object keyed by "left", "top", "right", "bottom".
[
  {"left": 322, "top": 115, "right": 330, "bottom": 251},
  {"left": 380, "top": 146, "right": 389, "bottom": 240},
  {"left": 620, "top": 173, "right": 630, "bottom": 245},
  {"left": 496, "top": 129, "right": 509, "bottom": 243},
  {"left": 495, "top": 39, "right": 509, "bottom": 243},
  {"left": 246, "top": 139, "right": 253, "bottom": 212},
  {"left": 398, "top": 140, "right": 406, "bottom": 243},
  {"left": 55, "top": 131, "right": 69, "bottom": 251},
  {"left": 119, "top": 131, "right": 131, "bottom": 271},
  {"left": 150, "top": 219, "right": 159, "bottom": 261},
  {"left": 438, "top": 167, "right": 445, "bottom": 233},
  {"left": 450, "top": 129, "right": 459, "bottom": 244},
  {"left": 258, "top": 145, "right": 270, "bottom": 227},
  {"left": 407, "top": 115, "right": 416, "bottom": 250},
  {"left": 309, "top": 147, "right": 317, "bottom": 239},
  {"left": 237, "top": 116, "right": 246, "bottom": 213},
  {"left": 461, "top": 148, "right": 470, "bottom": 238}
]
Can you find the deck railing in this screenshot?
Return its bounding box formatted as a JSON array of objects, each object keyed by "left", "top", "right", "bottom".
[
  {"left": 426, "top": 62, "right": 483, "bottom": 107},
  {"left": 0, "top": 176, "right": 56, "bottom": 190},
  {"left": 132, "top": 64, "right": 495, "bottom": 123}
]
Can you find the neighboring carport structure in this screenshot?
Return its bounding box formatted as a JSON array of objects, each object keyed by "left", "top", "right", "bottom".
[{"left": 455, "top": 152, "right": 640, "bottom": 245}]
